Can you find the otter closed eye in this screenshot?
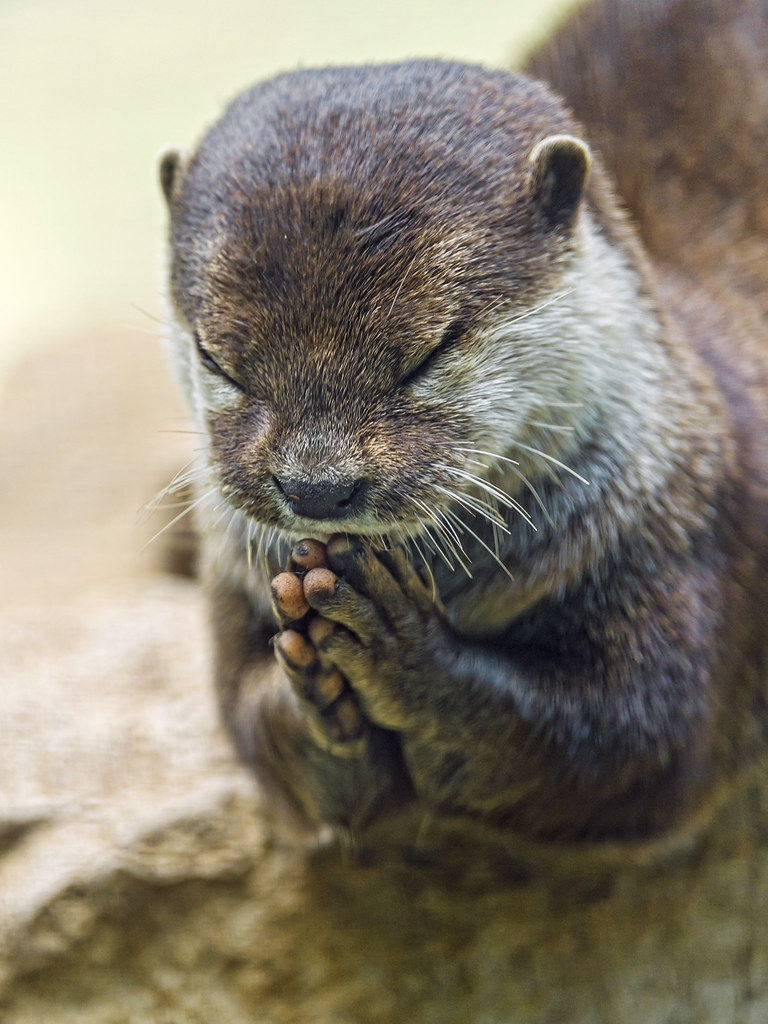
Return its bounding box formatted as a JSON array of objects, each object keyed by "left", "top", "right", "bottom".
[
  {"left": 160, "top": 1, "right": 768, "bottom": 844},
  {"left": 402, "top": 318, "right": 469, "bottom": 386},
  {"left": 193, "top": 330, "right": 243, "bottom": 390}
]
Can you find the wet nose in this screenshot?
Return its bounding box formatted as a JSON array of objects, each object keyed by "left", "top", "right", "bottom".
[{"left": 273, "top": 476, "right": 366, "bottom": 520}]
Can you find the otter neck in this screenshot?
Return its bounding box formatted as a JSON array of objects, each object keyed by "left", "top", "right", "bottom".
[{"left": 484, "top": 212, "right": 682, "bottom": 513}]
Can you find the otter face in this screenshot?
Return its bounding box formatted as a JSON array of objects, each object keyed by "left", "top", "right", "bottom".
[{"left": 161, "top": 63, "right": 596, "bottom": 546}]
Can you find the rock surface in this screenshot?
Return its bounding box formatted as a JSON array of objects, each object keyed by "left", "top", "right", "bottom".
[{"left": 1, "top": 330, "right": 767, "bottom": 1023}]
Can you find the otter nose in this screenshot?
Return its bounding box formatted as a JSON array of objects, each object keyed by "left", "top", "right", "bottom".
[{"left": 273, "top": 476, "right": 365, "bottom": 520}]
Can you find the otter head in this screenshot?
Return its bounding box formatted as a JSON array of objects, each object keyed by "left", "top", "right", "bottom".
[{"left": 160, "top": 62, "right": 597, "bottom": 546}]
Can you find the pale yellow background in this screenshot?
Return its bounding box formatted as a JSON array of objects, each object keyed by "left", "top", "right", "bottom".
[{"left": 0, "top": 0, "right": 574, "bottom": 377}]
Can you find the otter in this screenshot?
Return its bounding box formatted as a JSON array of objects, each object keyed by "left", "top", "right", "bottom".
[{"left": 159, "top": 0, "right": 768, "bottom": 843}]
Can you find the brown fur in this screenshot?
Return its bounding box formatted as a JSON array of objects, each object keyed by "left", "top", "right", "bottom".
[
  {"left": 161, "top": 0, "right": 768, "bottom": 843},
  {"left": 527, "top": 0, "right": 768, "bottom": 310}
]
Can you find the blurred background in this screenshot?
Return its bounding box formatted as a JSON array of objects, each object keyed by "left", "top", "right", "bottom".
[{"left": 0, "top": 0, "right": 574, "bottom": 377}]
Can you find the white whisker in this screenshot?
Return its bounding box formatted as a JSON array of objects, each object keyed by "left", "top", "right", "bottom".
[
  {"left": 504, "top": 441, "right": 590, "bottom": 486},
  {"left": 246, "top": 519, "right": 254, "bottom": 570},
  {"left": 455, "top": 443, "right": 588, "bottom": 489},
  {"left": 499, "top": 286, "right": 576, "bottom": 326},
  {"left": 441, "top": 464, "right": 536, "bottom": 529},
  {"left": 141, "top": 487, "right": 217, "bottom": 551},
  {"left": 130, "top": 302, "right": 170, "bottom": 327},
  {"left": 384, "top": 250, "right": 421, "bottom": 323},
  {"left": 411, "top": 497, "right": 469, "bottom": 571},
  {"left": 442, "top": 505, "right": 514, "bottom": 581},
  {"left": 433, "top": 482, "right": 510, "bottom": 533},
  {"left": 527, "top": 421, "right": 575, "bottom": 434},
  {"left": 141, "top": 459, "right": 207, "bottom": 521},
  {"left": 412, "top": 511, "right": 461, "bottom": 574}
]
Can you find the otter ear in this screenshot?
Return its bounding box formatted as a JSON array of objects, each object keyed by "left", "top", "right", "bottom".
[
  {"left": 528, "top": 134, "right": 591, "bottom": 228},
  {"left": 158, "top": 147, "right": 187, "bottom": 206}
]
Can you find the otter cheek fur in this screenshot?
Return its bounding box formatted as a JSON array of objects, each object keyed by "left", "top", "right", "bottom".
[{"left": 160, "top": 42, "right": 768, "bottom": 841}]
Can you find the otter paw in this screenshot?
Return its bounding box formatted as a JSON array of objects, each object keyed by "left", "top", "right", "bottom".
[
  {"left": 288, "top": 537, "right": 328, "bottom": 573},
  {"left": 271, "top": 572, "right": 310, "bottom": 625},
  {"left": 297, "top": 537, "right": 450, "bottom": 731},
  {"left": 270, "top": 539, "right": 330, "bottom": 627},
  {"left": 273, "top": 628, "right": 366, "bottom": 756}
]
